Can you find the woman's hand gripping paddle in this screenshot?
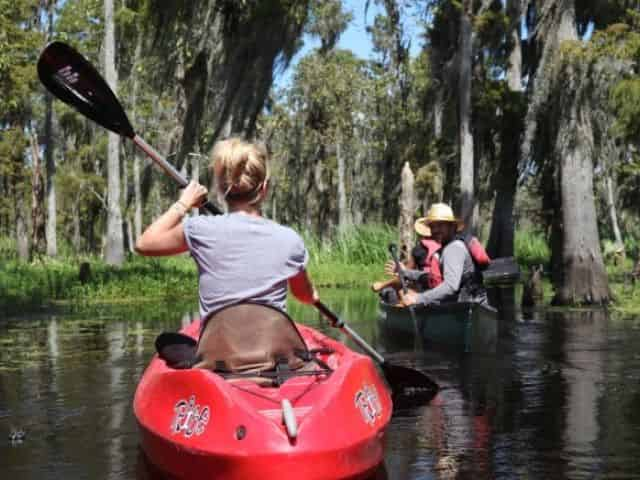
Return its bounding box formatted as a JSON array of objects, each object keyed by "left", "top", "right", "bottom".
[
  {"left": 314, "top": 301, "right": 438, "bottom": 404},
  {"left": 37, "top": 41, "right": 221, "bottom": 215}
]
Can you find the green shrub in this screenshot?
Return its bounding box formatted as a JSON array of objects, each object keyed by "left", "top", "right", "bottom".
[
  {"left": 302, "top": 223, "right": 396, "bottom": 266},
  {"left": 0, "top": 224, "right": 397, "bottom": 312},
  {"left": 0, "top": 236, "right": 16, "bottom": 260},
  {"left": 514, "top": 229, "right": 551, "bottom": 270}
]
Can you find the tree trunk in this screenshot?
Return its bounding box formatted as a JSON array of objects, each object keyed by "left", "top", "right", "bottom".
[
  {"left": 15, "top": 144, "right": 29, "bottom": 260},
  {"left": 506, "top": 0, "right": 523, "bottom": 92},
  {"left": 336, "top": 127, "right": 350, "bottom": 231},
  {"left": 433, "top": 88, "right": 443, "bottom": 140},
  {"left": 44, "top": 0, "right": 57, "bottom": 257},
  {"left": 487, "top": 4, "right": 524, "bottom": 258},
  {"left": 605, "top": 173, "right": 624, "bottom": 254},
  {"left": 459, "top": 0, "right": 475, "bottom": 230},
  {"left": 130, "top": 33, "right": 143, "bottom": 241},
  {"left": 103, "top": 0, "right": 125, "bottom": 266},
  {"left": 399, "top": 162, "right": 414, "bottom": 261},
  {"left": 552, "top": 64, "right": 609, "bottom": 304},
  {"left": 72, "top": 196, "right": 81, "bottom": 251},
  {"left": 486, "top": 114, "right": 520, "bottom": 258},
  {"left": 133, "top": 154, "right": 142, "bottom": 240},
  {"left": 555, "top": 123, "right": 609, "bottom": 304},
  {"left": 16, "top": 205, "right": 29, "bottom": 261},
  {"left": 29, "top": 129, "right": 46, "bottom": 258}
]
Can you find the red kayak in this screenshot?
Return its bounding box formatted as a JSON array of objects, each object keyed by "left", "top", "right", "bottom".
[{"left": 134, "top": 318, "right": 392, "bottom": 480}]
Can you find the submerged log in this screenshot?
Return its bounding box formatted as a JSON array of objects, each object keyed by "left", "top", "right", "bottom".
[{"left": 521, "top": 265, "right": 544, "bottom": 308}]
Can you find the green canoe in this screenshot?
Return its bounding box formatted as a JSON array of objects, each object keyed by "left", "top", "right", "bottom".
[{"left": 378, "top": 301, "right": 498, "bottom": 353}]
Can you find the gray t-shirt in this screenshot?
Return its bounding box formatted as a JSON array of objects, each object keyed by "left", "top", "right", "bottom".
[{"left": 183, "top": 213, "right": 309, "bottom": 321}]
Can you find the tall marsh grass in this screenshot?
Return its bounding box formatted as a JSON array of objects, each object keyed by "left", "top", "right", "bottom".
[
  {"left": 301, "top": 224, "right": 397, "bottom": 287},
  {"left": 514, "top": 229, "right": 551, "bottom": 270},
  {"left": 0, "top": 255, "right": 199, "bottom": 315},
  {"left": 17, "top": 224, "right": 638, "bottom": 311},
  {"left": 302, "top": 224, "right": 396, "bottom": 266},
  {"left": 0, "top": 224, "right": 398, "bottom": 312}
]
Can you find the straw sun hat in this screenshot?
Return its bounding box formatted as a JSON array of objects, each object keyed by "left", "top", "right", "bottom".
[
  {"left": 414, "top": 218, "right": 432, "bottom": 237},
  {"left": 414, "top": 203, "right": 464, "bottom": 236}
]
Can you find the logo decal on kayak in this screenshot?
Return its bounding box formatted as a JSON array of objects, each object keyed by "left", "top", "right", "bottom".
[
  {"left": 171, "top": 395, "right": 210, "bottom": 438},
  {"left": 355, "top": 384, "right": 382, "bottom": 425}
]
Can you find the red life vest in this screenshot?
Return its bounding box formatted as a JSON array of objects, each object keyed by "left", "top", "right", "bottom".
[
  {"left": 419, "top": 238, "right": 443, "bottom": 288},
  {"left": 457, "top": 233, "right": 491, "bottom": 270}
]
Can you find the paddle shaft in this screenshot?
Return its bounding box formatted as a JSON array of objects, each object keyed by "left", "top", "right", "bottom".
[
  {"left": 388, "top": 244, "right": 422, "bottom": 344},
  {"left": 133, "top": 136, "right": 221, "bottom": 215},
  {"left": 314, "top": 301, "right": 385, "bottom": 364},
  {"left": 314, "top": 300, "right": 438, "bottom": 397},
  {"left": 388, "top": 244, "right": 410, "bottom": 294}
]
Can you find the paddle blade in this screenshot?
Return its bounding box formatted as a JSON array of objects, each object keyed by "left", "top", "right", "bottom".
[
  {"left": 37, "top": 41, "right": 135, "bottom": 138},
  {"left": 381, "top": 362, "right": 438, "bottom": 403}
]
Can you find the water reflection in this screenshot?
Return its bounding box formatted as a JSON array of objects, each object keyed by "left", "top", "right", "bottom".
[{"left": 1, "top": 294, "right": 640, "bottom": 479}]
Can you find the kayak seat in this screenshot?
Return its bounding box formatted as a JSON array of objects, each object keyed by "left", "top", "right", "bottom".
[{"left": 193, "top": 303, "right": 313, "bottom": 377}]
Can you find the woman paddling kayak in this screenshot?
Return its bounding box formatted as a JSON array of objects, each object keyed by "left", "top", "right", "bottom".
[
  {"left": 133, "top": 138, "right": 392, "bottom": 480},
  {"left": 135, "top": 137, "right": 321, "bottom": 370}
]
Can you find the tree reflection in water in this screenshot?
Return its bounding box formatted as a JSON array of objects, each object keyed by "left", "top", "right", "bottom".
[{"left": 0, "top": 293, "right": 639, "bottom": 479}]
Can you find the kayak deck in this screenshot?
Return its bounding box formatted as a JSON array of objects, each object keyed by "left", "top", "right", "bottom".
[{"left": 134, "top": 320, "right": 392, "bottom": 480}]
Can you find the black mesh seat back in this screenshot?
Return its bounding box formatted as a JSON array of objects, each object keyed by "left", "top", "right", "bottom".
[{"left": 194, "top": 303, "right": 309, "bottom": 373}]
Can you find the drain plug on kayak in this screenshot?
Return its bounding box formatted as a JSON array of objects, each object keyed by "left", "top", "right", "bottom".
[{"left": 235, "top": 425, "right": 246, "bottom": 440}]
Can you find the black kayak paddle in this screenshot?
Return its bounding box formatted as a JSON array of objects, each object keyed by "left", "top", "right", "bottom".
[{"left": 37, "top": 41, "right": 221, "bottom": 215}]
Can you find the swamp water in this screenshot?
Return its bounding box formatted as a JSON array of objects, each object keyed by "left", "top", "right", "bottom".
[{"left": 1, "top": 288, "right": 640, "bottom": 479}]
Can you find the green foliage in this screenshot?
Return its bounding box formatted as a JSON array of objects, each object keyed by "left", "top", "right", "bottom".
[
  {"left": 611, "top": 78, "right": 640, "bottom": 142},
  {"left": 415, "top": 161, "right": 443, "bottom": 201},
  {"left": 0, "top": 0, "right": 43, "bottom": 119},
  {"left": 474, "top": 9, "right": 510, "bottom": 63},
  {"left": 54, "top": 0, "right": 103, "bottom": 60},
  {"left": 292, "top": 48, "right": 369, "bottom": 135},
  {"left": 610, "top": 282, "right": 640, "bottom": 314},
  {"left": 306, "top": 0, "right": 352, "bottom": 51},
  {"left": 0, "top": 254, "right": 200, "bottom": 314},
  {"left": 514, "top": 229, "right": 551, "bottom": 270},
  {"left": 0, "top": 224, "right": 397, "bottom": 312},
  {"left": 303, "top": 223, "right": 396, "bottom": 266}
]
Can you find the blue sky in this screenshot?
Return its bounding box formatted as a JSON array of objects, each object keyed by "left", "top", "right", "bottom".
[
  {"left": 274, "top": 1, "right": 594, "bottom": 89},
  {"left": 274, "top": 0, "right": 423, "bottom": 88}
]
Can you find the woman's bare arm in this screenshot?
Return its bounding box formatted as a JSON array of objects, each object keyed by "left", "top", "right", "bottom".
[
  {"left": 289, "top": 269, "right": 319, "bottom": 304},
  {"left": 135, "top": 181, "right": 207, "bottom": 257},
  {"left": 135, "top": 215, "right": 188, "bottom": 256}
]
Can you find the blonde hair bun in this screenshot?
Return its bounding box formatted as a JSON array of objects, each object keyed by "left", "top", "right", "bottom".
[{"left": 211, "top": 138, "right": 269, "bottom": 205}]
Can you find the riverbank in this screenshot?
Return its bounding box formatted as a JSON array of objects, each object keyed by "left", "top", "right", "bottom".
[
  {"left": 0, "top": 224, "right": 395, "bottom": 315},
  {"left": 0, "top": 254, "right": 389, "bottom": 315},
  {"left": 1, "top": 225, "right": 636, "bottom": 315}
]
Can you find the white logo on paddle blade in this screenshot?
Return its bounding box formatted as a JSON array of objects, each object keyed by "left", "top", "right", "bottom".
[{"left": 56, "top": 66, "right": 79, "bottom": 84}]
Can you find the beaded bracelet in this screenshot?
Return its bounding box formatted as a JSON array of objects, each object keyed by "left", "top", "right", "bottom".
[{"left": 172, "top": 201, "right": 188, "bottom": 217}]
